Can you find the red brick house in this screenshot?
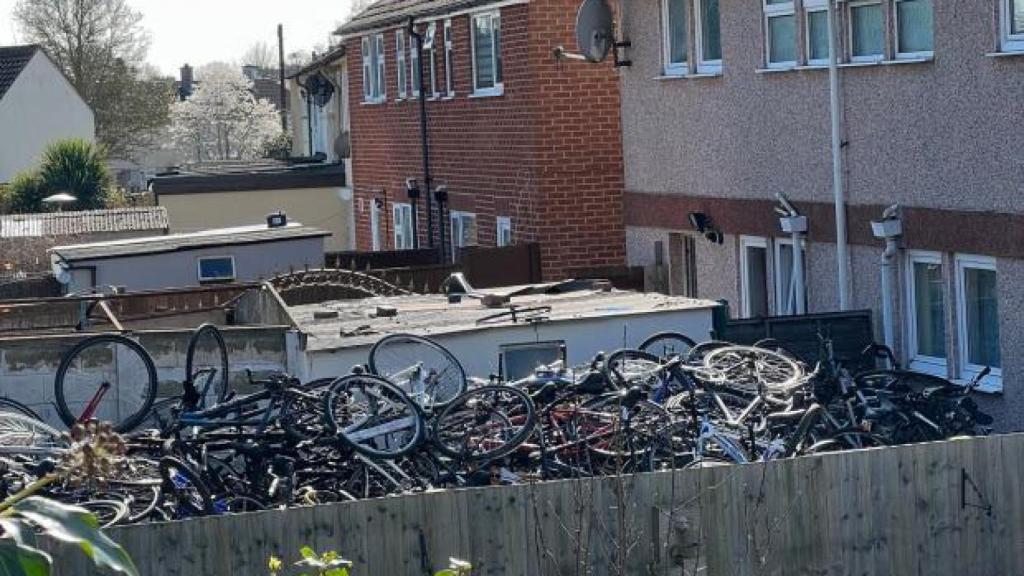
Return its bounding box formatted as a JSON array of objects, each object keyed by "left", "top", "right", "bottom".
[{"left": 336, "top": 0, "right": 626, "bottom": 279}]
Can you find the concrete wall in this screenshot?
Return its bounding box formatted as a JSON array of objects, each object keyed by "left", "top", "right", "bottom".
[
  {"left": 302, "top": 307, "right": 715, "bottom": 381},
  {"left": 0, "top": 52, "right": 95, "bottom": 183},
  {"left": 0, "top": 327, "right": 288, "bottom": 427},
  {"left": 158, "top": 187, "right": 353, "bottom": 252},
  {"left": 65, "top": 236, "right": 326, "bottom": 292}
]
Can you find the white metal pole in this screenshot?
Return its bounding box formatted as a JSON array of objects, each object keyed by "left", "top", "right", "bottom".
[
  {"left": 792, "top": 232, "right": 806, "bottom": 315},
  {"left": 827, "top": 0, "right": 850, "bottom": 310}
]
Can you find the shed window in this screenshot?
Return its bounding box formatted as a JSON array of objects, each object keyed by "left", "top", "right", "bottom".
[{"left": 198, "top": 257, "right": 236, "bottom": 282}]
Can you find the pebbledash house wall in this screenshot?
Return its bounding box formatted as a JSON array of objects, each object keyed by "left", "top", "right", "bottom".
[
  {"left": 344, "top": 0, "right": 626, "bottom": 280},
  {"left": 619, "top": 0, "right": 1024, "bottom": 429}
]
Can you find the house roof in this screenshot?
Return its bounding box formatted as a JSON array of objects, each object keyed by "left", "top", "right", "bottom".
[
  {"left": 152, "top": 162, "right": 346, "bottom": 195},
  {"left": 335, "top": 0, "right": 504, "bottom": 36},
  {"left": 287, "top": 46, "right": 348, "bottom": 80},
  {"left": 0, "top": 207, "right": 169, "bottom": 239},
  {"left": 50, "top": 223, "right": 331, "bottom": 262},
  {"left": 0, "top": 45, "right": 39, "bottom": 101}
]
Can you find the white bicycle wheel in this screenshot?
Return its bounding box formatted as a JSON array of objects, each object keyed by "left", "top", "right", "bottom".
[
  {"left": 702, "top": 345, "right": 803, "bottom": 393},
  {"left": 0, "top": 412, "right": 67, "bottom": 455}
]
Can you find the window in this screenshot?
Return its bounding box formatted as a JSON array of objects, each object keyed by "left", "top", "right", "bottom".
[
  {"left": 894, "top": 0, "right": 933, "bottom": 57},
  {"left": 764, "top": 0, "right": 797, "bottom": 67},
  {"left": 410, "top": 33, "right": 421, "bottom": 97},
  {"left": 661, "top": 0, "right": 721, "bottom": 76},
  {"left": 1002, "top": 0, "right": 1024, "bottom": 51},
  {"left": 906, "top": 251, "right": 946, "bottom": 375},
  {"left": 496, "top": 216, "right": 512, "bottom": 247},
  {"left": 426, "top": 22, "right": 439, "bottom": 97},
  {"left": 370, "top": 199, "right": 382, "bottom": 251},
  {"left": 471, "top": 12, "right": 502, "bottom": 95},
  {"left": 740, "top": 236, "right": 770, "bottom": 318},
  {"left": 804, "top": 0, "right": 830, "bottom": 65},
  {"left": 396, "top": 31, "right": 408, "bottom": 99},
  {"left": 955, "top": 255, "right": 1001, "bottom": 389},
  {"left": 849, "top": 1, "right": 884, "bottom": 61},
  {"left": 361, "top": 34, "right": 386, "bottom": 102},
  {"left": 450, "top": 211, "right": 478, "bottom": 261},
  {"left": 444, "top": 19, "right": 454, "bottom": 96},
  {"left": 198, "top": 256, "right": 235, "bottom": 283},
  {"left": 773, "top": 238, "right": 807, "bottom": 316},
  {"left": 393, "top": 203, "right": 414, "bottom": 250}
]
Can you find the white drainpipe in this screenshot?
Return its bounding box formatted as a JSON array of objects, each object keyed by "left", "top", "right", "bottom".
[
  {"left": 872, "top": 206, "right": 903, "bottom": 350},
  {"left": 776, "top": 193, "right": 808, "bottom": 315},
  {"left": 826, "top": 0, "right": 850, "bottom": 310}
]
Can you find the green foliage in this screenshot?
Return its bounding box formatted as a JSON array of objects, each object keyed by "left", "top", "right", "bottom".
[
  {"left": 262, "top": 131, "right": 293, "bottom": 160},
  {"left": 269, "top": 547, "right": 471, "bottom": 576},
  {"left": 2, "top": 139, "right": 113, "bottom": 213}
]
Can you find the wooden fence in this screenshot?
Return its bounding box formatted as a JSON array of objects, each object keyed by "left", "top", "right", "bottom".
[{"left": 46, "top": 432, "right": 1023, "bottom": 575}]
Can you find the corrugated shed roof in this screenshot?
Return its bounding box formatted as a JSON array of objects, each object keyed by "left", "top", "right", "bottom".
[
  {"left": 0, "top": 45, "right": 39, "bottom": 101},
  {"left": 335, "top": 0, "right": 503, "bottom": 36},
  {"left": 51, "top": 223, "right": 331, "bottom": 262},
  {"left": 0, "top": 207, "right": 169, "bottom": 239}
]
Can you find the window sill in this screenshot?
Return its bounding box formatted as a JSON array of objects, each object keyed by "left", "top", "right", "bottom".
[
  {"left": 758, "top": 57, "right": 932, "bottom": 75},
  {"left": 653, "top": 72, "right": 723, "bottom": 81},
  {"left": 952, "top": 377, "right": 1003, "bottom": 395},
  {"left": 443, "top": 94, "right": 456, "bottom": 100},
  {"left": 469, "top": 87, "right": 504, "bottom": 98},
  {"left": 755, "top": 66, "right": 797, "bottom": 74},
  {"left": 361, "top": 99, "right": 387, "bottom": 106},
  {"left": 986, "top": 50, "right": 1024, "bottom": 58}
]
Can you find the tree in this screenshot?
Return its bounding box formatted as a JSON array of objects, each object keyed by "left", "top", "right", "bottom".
[
  {"left": 241, "top": 41, "right": 277, "bottom": 70},
  {"left": 169, "top": 64, "right": 284, "bottom": 162},
  {"left": 2, "top": 139, "right": 113, "bottom": 213},
  {"left": 13, "top": 0, "right": 172, "bottom": 160}
]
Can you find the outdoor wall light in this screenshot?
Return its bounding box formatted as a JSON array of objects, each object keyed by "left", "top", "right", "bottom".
[
  {"left": 688, "top": 212, "right": 709, "bottom": 233},
  {"left": 405, "top": 178, "right": 421, "bottom": 199}
]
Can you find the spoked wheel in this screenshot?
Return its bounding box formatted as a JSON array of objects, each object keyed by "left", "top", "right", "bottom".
[
  {"left": 323, "top": 374, "right": 424, "bottom": 459},
  {"left": 54, "top": 334, "right": 158, "bottom": 433},
  {"left": 0, "top": 412, "right": 66, "bottom": 455},
  {"left": 368, "top": 334, "right": 467, "bottom": 409},
  {"left": 0, "top": 398, "right": 43, "bottom": 421},
  {"left": 576, "top": 394, "right": 674, "bottom": 470},
  {"left": 184, "top": 324, "right": 230, "bottom": 410},
  {"left": 639, "top": 332, "right": 697, "bottom": 361},
  {"left": 158, "top": 456, "right": 215, "bottom": 519},
  {"left": 76, "top": 499, "right": 130, "bottom": 528},
  {"left": 702, "top": 346, "right": 803, "bottom": 394},
  {"left": 802, "top": 429, "right": 888, "bottom": 454},
  {"left": 433, "top": 386, "right": 537, "bottom": 462},
  {"left": 604, "top": 349, "right": 663, "bottom": 389}
]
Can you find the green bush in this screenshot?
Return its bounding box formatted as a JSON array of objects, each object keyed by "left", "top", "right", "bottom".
[
  {"left": 3, "top": 139, "right": 113, "bottom": 213},
  {"left": 2, "top": 171, "right": 48, "bottom": 213}
]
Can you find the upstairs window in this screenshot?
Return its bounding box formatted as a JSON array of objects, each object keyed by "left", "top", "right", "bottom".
[
  {"left": 426, "top": 22, "right": 439, "bottom": 97},
  {"left": 894, "top": 0, "right": 934, "bottom": 57},
  {"left": 410, "top": 33, "right": 421, "bottom": 97},
  {"left": 472, "top": 12, "right": 503, "bottom": 95},
  {"left": 804, "top": 0, "right": 830, "bottom": 65},
  {"left": 1002, "top": 0, "right": 1024, "bottom": 51},
  {"left": 696, "top": 0, "right": 721, "bottom": 72},
  {"left": 661, "top": 0, "right": 722, "bottom": 76},
  {"left": 361, "top": 34, "right": 386, "bottom": 102},
  {"left": 661, "top": 0, "right": 688, "bottom": 75},
  {"left": 444, "top": 19, "right": 455, "bottom": 96},
  {"left": 764, "top": 0, "right": 797, "bottom": 67},
  {"left": 396, "top": 31, "right": 408, "bottom": 99},
  {"left": 849, "top": 1, "right": 884, "bottom": 61}
]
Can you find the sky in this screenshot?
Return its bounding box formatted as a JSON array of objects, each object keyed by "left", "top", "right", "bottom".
[{"left": 0, "top": 0, "right": 355, "bottom": 77}]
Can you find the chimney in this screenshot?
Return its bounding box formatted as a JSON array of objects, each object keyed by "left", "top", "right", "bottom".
[{"left": 179, "top": 64, "right": 194, "bottom": 100}]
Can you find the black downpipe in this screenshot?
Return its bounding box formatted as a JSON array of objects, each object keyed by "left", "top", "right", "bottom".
[
  {"left": 306, "top": 93, "right": 314, "bottom": 155},
  {"left": 408, "top": 19, "right": 436, "bottom": 256}
]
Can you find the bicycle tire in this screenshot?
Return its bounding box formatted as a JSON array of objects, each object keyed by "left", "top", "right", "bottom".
[
  {"left": 639, "top": 332, "right": 697, "bottom": 360},
  {"left": 433, "top": 385, "right": 537, "bottom": 462},
  {"left": 54, "top": 334, "right": 158, "bottom": 433},
  {"left": 159, "top": 456, "right": 215, "bottom": 517},
  {"left": 604, "top": 349, "right": 663, "bottom": 389},
  {"left": 323, "top": 374, "right": 424, "bottom": 459},
  {"left": 0, "top": 412, "right": 66, "bottom": 455},
  {"left": 368, "top": 334, "right": 467, "bottom": 409},
  {"left": 184, "top": 323, "right": 230, "bottom": 409},
  {"left": 0, "top": 398, "right": 43, "bottom": 421}
]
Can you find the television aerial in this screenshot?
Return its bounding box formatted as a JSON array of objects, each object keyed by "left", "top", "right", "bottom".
[{"left": 554, "top": 0, "right": 630, "bottom": 66}]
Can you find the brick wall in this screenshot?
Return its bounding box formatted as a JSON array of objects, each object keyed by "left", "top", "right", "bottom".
[{"left": 346, "top": 0, "right": 625, "bottom": 280}]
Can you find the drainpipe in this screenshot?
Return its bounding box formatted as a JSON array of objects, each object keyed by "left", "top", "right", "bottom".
[
  {"left": 408, "top": 18, "right": 435, "bottom": 254},
  {"left": 776, "top": 193, "right": 807, "bottom": 315},
  {"left": 871, "top": 205, "right": 902, "bottom": 351},
  {"left": 826, "top": 0, "right": 850, "bottom": 310}
]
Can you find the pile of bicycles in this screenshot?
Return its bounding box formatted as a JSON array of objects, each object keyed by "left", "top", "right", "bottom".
[{"left": 0, "top": 324, "right": 993, "bottom": 526}]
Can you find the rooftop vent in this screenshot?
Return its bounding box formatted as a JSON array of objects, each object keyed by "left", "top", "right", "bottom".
[{"left": 267, "top": 211, "right": 288, "bottom": 228}]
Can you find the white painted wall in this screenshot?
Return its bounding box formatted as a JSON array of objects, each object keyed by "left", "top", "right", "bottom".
[
  {"left": 0, "top": 52, "right": 95, "bottom": 183},
  {"left": 302, "top": 307, "right": 715, "bottom": 380}
]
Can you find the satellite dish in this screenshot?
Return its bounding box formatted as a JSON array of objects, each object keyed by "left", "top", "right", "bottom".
[
  {"left": 304, "top": 72, "right": 335, "bottom": 107},
  {"left": 575, "top": 0, "right": 614, "bottom": 63}
]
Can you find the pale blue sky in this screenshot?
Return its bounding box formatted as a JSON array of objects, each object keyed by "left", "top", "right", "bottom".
[{"left": 0, "top": 0, "right": 355, "bottom": 76}]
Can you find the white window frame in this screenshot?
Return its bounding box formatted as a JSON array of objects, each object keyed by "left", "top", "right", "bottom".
[
  {"left": 905, "top": 250, "right": 947, "bottom": 376},
  {"left": 444, "top": 19, "right": 455, "bottom": 96},
  {"left": 847, "top": 0, "right": 885, "bottom": 63},
  {"left": 361, "top": 37, "right": 373, "bottom": 101},
  {"left": 374, "top": 33, "right": 387, "bottom": 99},
  {"left": 739, "top": 235, "right": 770, "bottom": 318},
  {"left": 661, "top": 0, "right": 689, "bottom": 76},
  {"left": 695, "top": 0, "right": 722, "bottom": 74},
  {"left": 396, "top": 31, "right": 408, "bottom": 99},
  {"left": 1002, "top": 0, "right": 1024, "bottom": 52},
  {"left": 410, "top": 33, "right": 421, "bottom": 98},
  {"left": 426, "top": 22, "right": 440, "bottom": 98},
  {"left": 893, "top": 0, "right": 934, "bottom": 59},
  {"left": 197, "top": 256, "right": 236, "bottom": 283},
  {"left": 764, "top": 0, "right": 797, "bottom": 68},
  {"left": 773, "top": 237, "right": 807, "bottom": 316},
  {"left": 370, "top": 200, "right": 382, "bottom": 251},
  {"left": 496, "top": 216, "right": 512, "bottom": 247},
  {"left": 954, "top": 254, "right": 1002, "bottom": 391},
  {"left": 804, "top": 0, "right": 829, "bottom": 66},
  {"left": 471, "top": 11, "right": 503, "bottom": 96},
  {"left": 450, "top": 210, "right": 478, "bottom": 262},
  {"left": 393, "top": 203, "right": 414, "bottom": 250}
]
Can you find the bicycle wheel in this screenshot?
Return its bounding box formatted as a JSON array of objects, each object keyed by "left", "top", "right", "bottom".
[
  {"left": 76, "top": 499, "right": 130, "bottom": 528},
  {"left": 433, "top": 385, "right": 537, "bottom": 462},
  {"left": 639, "top": 332, "right": 697, "bottom": 361},
  {"left": 604, "top": 349, "right": 663, "bottom": 389},
  {"left": 368, "top": 334, "right": 466, "bottom": 409},
  {"left": 0, "top": 413, "right": 66, "bottom": 455},
  {"left": 0, "top": 398, "right": 43, "bottom": 421},
  {"left": 184, "top": 323, "right": 230, "bottom": 409},
  {"left": 158, "top": 456, "right": 215, "bottom": 518},
  {"left": 54, "top": 334, "right": 158, "bottom": 433},
  {"left": 703, "top": 345, "right": 803, "bottom": 393},
  {"left": 323, "top": 374, "right": 424, "bottom": 459}
]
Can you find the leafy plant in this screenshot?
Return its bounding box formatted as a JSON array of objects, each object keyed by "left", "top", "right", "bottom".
[
  {"left": 2, "top": 139, "right": 113, "bottom": 213},
  {"left": 269, "top": 547, "right": 472, "bottom": 576}
]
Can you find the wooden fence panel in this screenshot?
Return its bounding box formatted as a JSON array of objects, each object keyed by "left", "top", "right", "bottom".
[{"left": 44, "top": 434, "right": 1024, "bottom": 575}]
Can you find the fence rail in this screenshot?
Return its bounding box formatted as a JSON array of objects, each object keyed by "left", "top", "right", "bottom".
[{"left": 45, "top": 432, "right": 1024, "bottom": 575}]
